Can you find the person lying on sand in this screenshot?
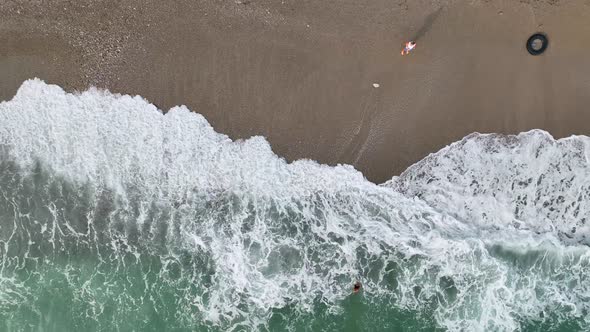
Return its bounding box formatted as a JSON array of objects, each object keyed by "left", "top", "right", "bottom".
[{"left": 401, "top": 41, "right": 416, "bottom": 55}]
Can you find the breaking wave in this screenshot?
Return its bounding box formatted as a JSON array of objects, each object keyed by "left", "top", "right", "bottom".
[{"left": 0, "top": 80, "right": 589, "bottom": 331}]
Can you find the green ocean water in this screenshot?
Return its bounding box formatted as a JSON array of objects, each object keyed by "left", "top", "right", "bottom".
[
  {"left": 0, "top": 161, "right": 439, "bottom": 332},
  {"left": 0, "top": 161, "right": 587, "bottom": 332}
]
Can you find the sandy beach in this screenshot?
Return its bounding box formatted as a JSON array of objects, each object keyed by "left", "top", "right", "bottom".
[{"left": 2, "top": 0, "right": 590, "bottom": 183}]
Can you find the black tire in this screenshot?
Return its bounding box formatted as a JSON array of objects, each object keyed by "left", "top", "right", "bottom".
[{"left": 526, "top": 33, "right": 548, "bottom": 55}]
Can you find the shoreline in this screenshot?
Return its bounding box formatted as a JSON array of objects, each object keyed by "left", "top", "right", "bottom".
[{"left": 2, "top": 0, "right": 590, "bottom": 182}]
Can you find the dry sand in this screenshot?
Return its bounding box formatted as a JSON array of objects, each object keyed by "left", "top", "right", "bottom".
[{"left": 2, "top": 0, "right": 590, "bottom": 183}]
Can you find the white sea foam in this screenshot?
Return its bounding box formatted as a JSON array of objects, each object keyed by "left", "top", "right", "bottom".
[
  {"left": 388, "top": 131, "right": 590, "bottom": 244},
  {"left": 0, "top": 79, "right": 589, "bottom": 331}
]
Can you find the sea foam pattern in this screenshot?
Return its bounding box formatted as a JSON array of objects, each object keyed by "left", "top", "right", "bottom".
[
  {"left": 0, "top": 80, "right": 589, "bottom": 331},
  {"left": 388, "top": 131, "right": 590, "bottom": 244}
]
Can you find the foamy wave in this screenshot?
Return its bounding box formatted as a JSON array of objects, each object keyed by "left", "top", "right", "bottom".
[
  {"left": 0, "top": 79, "right": 589, "bottom": 331},
  {"left": 388, "top": 131, "right": 590, "bottom": 244},
  {"left": 0, "top": 79, "right": 368, "bottom": 200}
]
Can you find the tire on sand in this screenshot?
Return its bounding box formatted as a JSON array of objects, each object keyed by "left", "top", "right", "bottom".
[{"left": 526, "top": 33, "right": 548, "bottom": 55}]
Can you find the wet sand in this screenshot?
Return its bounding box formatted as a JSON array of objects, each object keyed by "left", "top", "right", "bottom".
[{"left": 2, "top": 0, "right": 590, "bottom": 183}]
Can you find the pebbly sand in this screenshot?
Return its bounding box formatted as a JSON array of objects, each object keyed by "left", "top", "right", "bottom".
[{"left": 2, "top": 0, "right": 590, "bottom": 183}]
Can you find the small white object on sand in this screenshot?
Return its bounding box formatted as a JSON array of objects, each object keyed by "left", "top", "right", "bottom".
[{"left": 373, "top": 83, "right": 380, "bottom": 88}]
